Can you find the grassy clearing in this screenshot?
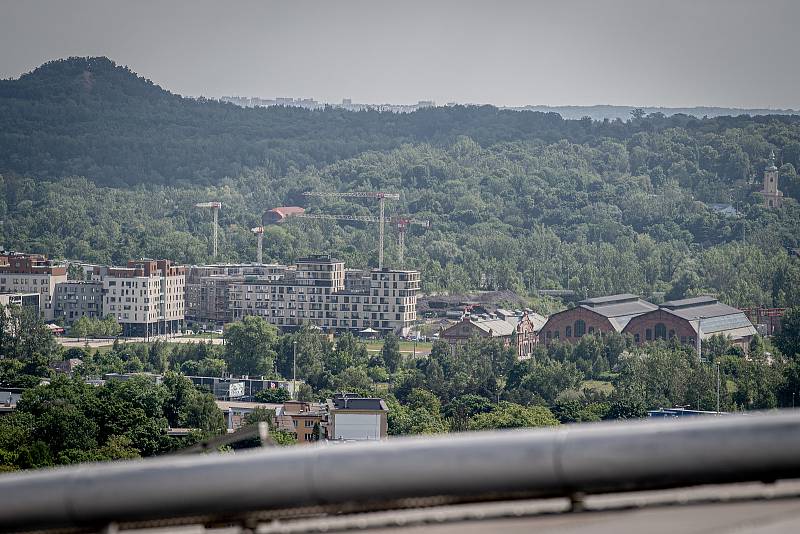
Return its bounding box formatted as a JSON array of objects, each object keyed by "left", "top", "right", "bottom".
[{"left": 581, "top": 380, "right": 615, "bottom": 395}]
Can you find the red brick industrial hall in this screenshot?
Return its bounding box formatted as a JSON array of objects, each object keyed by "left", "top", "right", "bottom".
[{"left": 539, "top": 294, "right": 756, "bottom": 351}]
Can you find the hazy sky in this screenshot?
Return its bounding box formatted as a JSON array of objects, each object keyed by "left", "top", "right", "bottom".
[{"left": 1, "top": 0, "right": 798, "bottom": 108}]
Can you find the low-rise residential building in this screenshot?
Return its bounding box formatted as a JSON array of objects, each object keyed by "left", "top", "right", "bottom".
[
  {"left": 53, "top": 280, "right": 103, "bottom": 325},
  {"left": 623, "top": 296, "right": 756, "bottom": 351},
  {"left": 325, "top": 393, "right": 388, "bottom": 441},
  {"left": 93, "top": 259, "right": 185, "bottom": 337},
  {"left": 275, "top": 400, "right": 325, "bottom": 443},
  {"left": 188, "top": 375, "right": 293, "bottom": 401},
  {"left": 0, "top": 292, "right": 41, "bottom": 316},
  {"left": 50, "top": 358, "right": 83, "bottom": 375},
  {"left": 215, "top": 400, "right": 282, "bottom": 431},
  {"left": 0, "top": 253, "right": 67, "bottom": 320},
  {"left": 229, "top": 255, "right": 420, "bottom": 335},
  {"left": 539, "top": 294, "right": 658, "bottom": 344}
]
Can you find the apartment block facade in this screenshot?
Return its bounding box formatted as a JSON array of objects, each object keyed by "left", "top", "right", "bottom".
[
  {"left": 91, "top": 259, "right": 185, "bottom": 337},
  {"left": 53, "top": 280, "right": 103, "bottom": 324},
  {"left": 0, "top": 253, "right": 67, "bottom": 320},
  {"left": 185, "top": 264, "right": 289, "bottom": 326},
  {"left": 227, "top": 255, "right": 420, "bottom": 335}
]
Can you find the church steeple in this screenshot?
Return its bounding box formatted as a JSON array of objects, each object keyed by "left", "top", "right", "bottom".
[{"left": 760, "top": 149, "right": 783, "bottom": 208}]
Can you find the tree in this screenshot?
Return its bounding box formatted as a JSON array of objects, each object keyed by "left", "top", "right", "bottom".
[
  {"left": 775, "top": 307, "right": 800, "bottom": 359},
  {"left": 466, "top": 402, "right": 559, "bottom": 430},
  {"left": 254, "top": 387, "right": 291, "bottom": 403},
  {"left": 224, "top": 316, "right": 279, "bottom": 377},
  {"left": 381, "top": 333, "right": 402, "bottom": 373},
  {"left": 101, "top": 315, "right": 122, "bottom": 337},
  {"left": 70, "top": 316, "right": 91, "bottom": 340}
]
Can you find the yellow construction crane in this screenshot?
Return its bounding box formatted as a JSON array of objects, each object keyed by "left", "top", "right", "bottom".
[{"left": 195, "top": 202, "right": 222, "bottom": 260}]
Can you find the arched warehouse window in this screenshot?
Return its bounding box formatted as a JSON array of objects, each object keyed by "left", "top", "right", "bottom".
[
  {"left": 574, "top": 319, "right": 586, "bottom": 338},
  {"left": 655, "top": 323, "right": 667, "bottom": 340}
]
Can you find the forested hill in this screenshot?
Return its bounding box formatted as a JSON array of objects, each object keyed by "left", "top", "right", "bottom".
[
  {"left": 2, "top": 56, "right": 800, "bottom": 187},
  {"left": 1, "top": 57, "right": 800, "bottom": 308}
]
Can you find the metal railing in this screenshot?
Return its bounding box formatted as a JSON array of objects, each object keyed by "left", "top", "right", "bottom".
[{"left": 1, "top": 411, "right": 800, "bottom": 531}]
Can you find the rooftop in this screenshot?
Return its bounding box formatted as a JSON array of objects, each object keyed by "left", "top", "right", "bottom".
[
  {"left": 580, "top": 293, "right": 641, "bottom": 307},
  {"left": 330, "top": 394, "right": 388, "bottom": 411}
]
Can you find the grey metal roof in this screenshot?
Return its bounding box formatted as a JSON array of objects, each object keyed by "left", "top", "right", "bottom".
[
  {"left": 579, "top": 300, "right": 659, "bottom": 319},
  {"left": 580, "top": 293, "right": 641, "bottom": 306},
  {"left": 471, "top": 318, "right": 516, "bottom": 337},
  {"left": 646, "top": 296, "right": 757, "bottom": 338},
  {"left": 662, "top": 296, "right": 719, "bottom": 309}
]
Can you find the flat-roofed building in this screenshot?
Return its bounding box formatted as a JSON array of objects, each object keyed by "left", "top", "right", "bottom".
[
  {"left": 0, "top": 292, "right": 41, "bottom": 316},
  {"left": 95, "top": 259, "right": 185, "bottom": 337},
  {"left": 623, "top": 296, "right": 757, "bottom": 351},
  {"left": 325, "top": 393, "right": 388, "bottom": 441},
  {"left": 229, "top": 255, "right": 420, "bottom": 335},
  {"left": 185, "top": 264, "right": 290, "bottom": 326},
  {"left": 540, "top": 294, "right": 658, "bottom": 344},
  {"left": 53, "top": 280, "right": 103, "bottom": 325},
  {"left": 0, "top": 253, "right": 67, "bottom": 320},
  {"left": 275, "top": 401, "right": 325, "bottom": 444}
]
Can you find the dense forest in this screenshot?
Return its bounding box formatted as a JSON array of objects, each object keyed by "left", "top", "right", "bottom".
[{"left": 1, "top": 57, "right": 800, "bottom": 306}]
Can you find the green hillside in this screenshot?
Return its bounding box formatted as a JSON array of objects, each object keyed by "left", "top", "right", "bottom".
[{"left": 1, "top": 57, "right": 799, "bottom": 305}]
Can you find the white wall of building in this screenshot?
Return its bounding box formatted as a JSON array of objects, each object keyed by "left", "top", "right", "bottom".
[{"left": 333, "top": 413, "right": 381, "bottom": 441}]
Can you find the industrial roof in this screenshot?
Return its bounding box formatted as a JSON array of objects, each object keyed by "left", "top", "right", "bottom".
[
  {"left": 582, "top": 300, "right": 658, "bottom": 318},
  {"left": 471, "top": 318, "right": 517, "bottom": 337},
  {"left": 580, "top": 293, "right": 641, "bottom": 306},
  {"left": 662, "top": 296, "right": 719, "bottom": 309},
  {"left": 632, "top": 295, "right": 757, "bottom": 339}
]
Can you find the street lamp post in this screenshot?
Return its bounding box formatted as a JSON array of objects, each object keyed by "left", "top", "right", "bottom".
[
  {"left": 292, "top": 340, "right": 297, "bottom": 400},
  {"left": 717, "top": 362, "right": 719, "bottom": 415}
]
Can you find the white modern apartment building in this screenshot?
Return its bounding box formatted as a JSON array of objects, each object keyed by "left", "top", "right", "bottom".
[
  {"left": 92, "top": 259, "right": 185, "bottom": 337},
  {"left": 0, "top": 253, "right": 67, "bottom": 320},
  {"left": 228, "top": 254, "right": 420, "bottom": 335}
]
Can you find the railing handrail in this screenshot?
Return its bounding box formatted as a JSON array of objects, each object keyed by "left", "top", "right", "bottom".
[{"left": 1, "top": 411, "right": 800, "bottom": 530}]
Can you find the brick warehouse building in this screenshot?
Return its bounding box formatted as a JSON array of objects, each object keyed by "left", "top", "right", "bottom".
[
  {"left": 622, "top": 296, "right": 756, "bottom": 351},
  {"left": 539, "top": 294, "right": 657, "bottom": 344}
]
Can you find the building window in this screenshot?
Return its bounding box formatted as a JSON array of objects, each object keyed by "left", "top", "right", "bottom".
[
  {"left": 565, "top": 326, "right": 572, "bottom": 337},
  {"left": 646, "top": 328, "right": 652, "bottom": 341},
  {"left": 634, "top": 333, "right": 640, "bottom": 343},
  {"left": 655, "top": 323, "right": 667, "bottom": 340},
  {"left": 574, "top": 320, "right": 586, "bottom": 338}
]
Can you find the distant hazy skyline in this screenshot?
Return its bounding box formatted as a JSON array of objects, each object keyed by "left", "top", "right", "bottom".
[{"left": 1, "top": 0, "right": 799, "bottom": 109}]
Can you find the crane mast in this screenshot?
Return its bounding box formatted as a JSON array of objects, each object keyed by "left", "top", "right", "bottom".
[
  {"left": 302, "top": 191, "right": 400, "bottom": 269},
  {"left": 195, "top": 202, "right": 222, "bottom": 260},
  {"left": 288, "top": 211, "right": 429, "bottom": 268},
  {"left": 251, "top": 226, "right": 265, "bottom": 264}
]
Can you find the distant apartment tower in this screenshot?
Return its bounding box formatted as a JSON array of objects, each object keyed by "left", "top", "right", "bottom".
[
  {"left": 53, "top": 280, "right": 103, "bottom": 325},
  {"left": 228, "top": 254, "right": 420, "bottom": 335},
  {"left": 0, "top": 253, "right": 67, "bottom": 320},
  {"left": 93, "top": 259, "right": 185, "bottom": 337},
  {"left": 759, "top": 150, "right": 784, "bottom": 208}
]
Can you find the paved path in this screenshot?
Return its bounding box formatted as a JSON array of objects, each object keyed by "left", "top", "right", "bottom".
[{"left": 57, "top": 336, "right": 225, "bottom": 349}]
